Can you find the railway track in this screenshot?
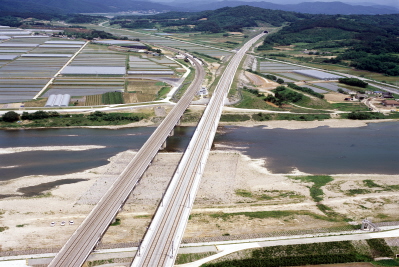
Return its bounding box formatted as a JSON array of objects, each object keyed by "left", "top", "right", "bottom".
[
  {"left": 48, "top": 51, "right": 205, "bottom": 267},
  {"left": 131, "top": 32, "right": 266, "bottom": 267}
]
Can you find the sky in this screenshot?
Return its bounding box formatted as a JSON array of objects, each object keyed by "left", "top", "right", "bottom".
[{"left": 156, "top": 0, "right": 399, "bottom": 8}]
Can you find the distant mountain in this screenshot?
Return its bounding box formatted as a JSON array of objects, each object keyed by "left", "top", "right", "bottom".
[
  {"left": 0, "top": 0, "right": 175, "bottom": 14},
  {"left": 169, "top": 1, "right": 399, "bottom": 14},
  {"left": 0, "top": 0, "right": 397, "bottom": 14}
]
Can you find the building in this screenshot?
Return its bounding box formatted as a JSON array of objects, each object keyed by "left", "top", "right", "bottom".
[
  {"left": 382, "top": 92, "right": 394, "bottom": 99},
  {"left": 45, "top": 94, "right": 70, "bottom": 107},
  {"left": 356, "top": 93, "right": 368, "bottom": 100},
  {"left": 381, "top": 100, "right": 399, "bottom": 107}
]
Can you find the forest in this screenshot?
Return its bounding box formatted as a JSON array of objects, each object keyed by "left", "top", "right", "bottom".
[
  {"left": 261, "top": 14, "right": 399, "bottom": 76},
  {"left": 0, "top": 12, "right": 105, "bottom": 27},
  {"left": 110, "top": 6, "right": 311, "bottom": 33}
]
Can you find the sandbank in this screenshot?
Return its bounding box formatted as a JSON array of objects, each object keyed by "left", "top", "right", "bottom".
[{"left": 1, "top": 149, "right": 399, "bottom": 253}]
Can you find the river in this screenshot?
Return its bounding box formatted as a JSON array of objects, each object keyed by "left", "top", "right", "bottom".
[{"left": 1, "top": 122, "right": 398, "bottom": 182}]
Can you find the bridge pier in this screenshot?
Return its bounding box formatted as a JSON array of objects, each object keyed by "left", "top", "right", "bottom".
[
  {"left": 169, "top": 128, "right": 174, "bottom": 137},
  {"left": 161, "top": 140, "right": 167, "bottom": 150}
]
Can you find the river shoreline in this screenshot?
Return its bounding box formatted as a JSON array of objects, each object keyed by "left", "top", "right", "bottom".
[{"left": 1, "top": 118, "right": 398, "bottom": 131}]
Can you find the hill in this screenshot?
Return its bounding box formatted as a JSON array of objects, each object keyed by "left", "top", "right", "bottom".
[
  {"left": 110, "top": 6, "right": 311, "bottom": 32},
  {"left": 167, "top": 0, "right": 399, "bottom": 14},
  {"left": 261, "top": 14, "right": 399, "bottom": 75}
]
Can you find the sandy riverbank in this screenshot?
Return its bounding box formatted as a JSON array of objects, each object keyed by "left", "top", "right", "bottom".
[
  {"left": 1, "top": 149, "right": 399, "bottom": 252},
  {"left": 0, "top": 145, "right": 106, "bottom": 155},
  {"left": 217, "top": 119, "right": 398, "bottom": 129}
]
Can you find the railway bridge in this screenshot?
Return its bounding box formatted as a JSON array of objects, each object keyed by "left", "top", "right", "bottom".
[{"left": 49, "top": 32, "right": 266, "bottom": 267}]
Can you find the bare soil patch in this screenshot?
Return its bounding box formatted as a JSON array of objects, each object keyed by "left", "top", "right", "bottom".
[
  {"left": 244, "top": 71, "right": 279, "bottom": 91},
  {"left": 325, "top": 92, "right": 348, "bottom": 103}
]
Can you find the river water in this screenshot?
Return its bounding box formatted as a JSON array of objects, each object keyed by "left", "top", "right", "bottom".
[{"left": 1, "top": 122, "right": 398, "bottom": 182}]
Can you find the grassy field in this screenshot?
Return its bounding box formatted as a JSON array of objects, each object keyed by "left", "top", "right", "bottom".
[
  {"left": 294, "top": 95, "right": 332, "bottom": 109},
  {"left": 172, "top": 66, "right": 195, "bottom": 101},
  {"left": 202, "top": 239, "right": 396, "bottom": 267},
  {"left": 234, "top": 90, "right": 280, "bottom": 110},
  {"left": 23, "top": 98, "right": 47, "bottom": 107},
  {"left": 156, "top": 86, "right": 172, "bottom": 100},
  {"left": 175, "top": 252, "right": 217, "bottom": 265},
  {"left": 330, "top": 102, "right": 369, "bottom": 111}
]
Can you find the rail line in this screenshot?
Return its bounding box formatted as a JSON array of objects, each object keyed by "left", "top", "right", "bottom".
[
  {"left": 48, "top": 51, "right": 205, "bottom": 267},
  {"left": 131, "top": 32, "right": 266, "bottom": 267}
]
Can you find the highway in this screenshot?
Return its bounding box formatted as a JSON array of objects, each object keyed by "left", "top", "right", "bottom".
[
  {"left": 48, "top": 51, "right": 205, "bottom": 267},
  {"left": 131, "top": 32, "right": 266, "bottom": 267}
]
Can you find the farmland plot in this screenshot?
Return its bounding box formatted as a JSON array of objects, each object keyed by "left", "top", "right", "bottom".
[
  {"left": 0, "top": 34, "right": 84, "bottom": 103},
  {"left": 87, "top": 25, "right": 232, "bottom": 58},
  {"left": 281, "top": 72, "right": 314, "bottom": 81},
  {"left": 127, "top": 79, "right": 169, "bottom": 102},
  {"left": 313, "top": 82, "right": 348, "bottom": 92},
  {"left": 259, "top": 61, "right": 307, "bottom": 72},
  {"left": 45, "top": 44, "right": 127, "bottom": 97},
  {"left": 85, "top": 94, "right": 102, "bottom": 106},
  {"left": 128, "top": 55, "right": 177, "bottom": 77},
  {"left": 45, "top": 78, "right": 125, "bottom": 97}
]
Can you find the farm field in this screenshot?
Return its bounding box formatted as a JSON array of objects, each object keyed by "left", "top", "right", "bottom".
[
  {"left": 312, "top": 82, "right": 348, "bottom": 92},
  {"left": 0, "top": 27, "right": 186, "bottom": 105},
  {"left": 84, "top": 24, "right": 233, "bottom": 58},
  {"left": 280, "top": 72, "right": 313, "bottom": 81},
  {"left": 0, "top": 32, "right": 85, "bottom": 103},
  {"left": 44, "top": 78, "right": 126, "bottom": 97},
  {"left": 126, "top": 79, "right": 171, "bottom": 102}
]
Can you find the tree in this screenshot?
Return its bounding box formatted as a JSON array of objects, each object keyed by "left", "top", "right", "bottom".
[{"left": 3, "top": 111, "right": 19, "bottom": 122}]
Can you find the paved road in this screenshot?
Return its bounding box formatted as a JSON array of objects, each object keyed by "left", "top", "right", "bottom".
[
  {"left": 131, "top": 32, "right": 266, "bottom": 267},
  {"left": 48, "top": 52, "right": 205, "bottom": 267},
  {"left": 180, "top": 227, "right": 399, "bottom": 267}
]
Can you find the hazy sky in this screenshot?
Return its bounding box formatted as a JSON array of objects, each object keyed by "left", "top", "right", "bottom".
[{"left": 157, "top": 0, "right": 398, "bottom": 8}]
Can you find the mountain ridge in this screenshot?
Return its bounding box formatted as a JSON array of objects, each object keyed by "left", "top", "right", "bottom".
[
  {"left": 174, "top": 1, "right": 399, "bottom": 14},
  {"left": 0, "top": 0, "right": 397, "bottom": 14}
]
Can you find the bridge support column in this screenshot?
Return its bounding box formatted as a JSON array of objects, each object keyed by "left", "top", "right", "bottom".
[
  {"left": 161, "top": 140, "right": 167, "bottom": 150},
  {"left": 177, "top": 119, "right": 181, "bottom": 126},
  {"left": 169, "top": 128, "right": 174, "bottom": 137}
]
